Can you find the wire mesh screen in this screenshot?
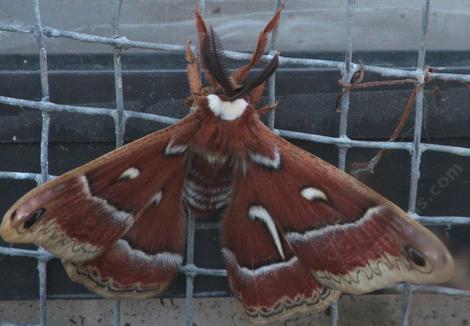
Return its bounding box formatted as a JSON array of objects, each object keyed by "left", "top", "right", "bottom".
[{"left": 1, "top": 0, "right": 470, "bottom": 325}]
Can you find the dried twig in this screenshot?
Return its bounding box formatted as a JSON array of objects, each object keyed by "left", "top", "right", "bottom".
[
  {"left": 351, "top": 85, "right": 419, "bottom": 176},
  {"left": 336, "top": 62, "right": 416, "bottom": 112}
]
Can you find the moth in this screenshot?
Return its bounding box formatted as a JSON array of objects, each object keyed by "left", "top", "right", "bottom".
[{"left": 0, "top": 8, "right": 454, "bottom": 324}]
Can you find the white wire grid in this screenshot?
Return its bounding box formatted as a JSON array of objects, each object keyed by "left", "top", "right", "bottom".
[{"left": 0, "top": 0, "right": 470, "bottom": 325}]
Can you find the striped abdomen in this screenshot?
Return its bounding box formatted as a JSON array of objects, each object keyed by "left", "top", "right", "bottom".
[{"left": 183, "top": 152, "right": 233, "bottom": 215}]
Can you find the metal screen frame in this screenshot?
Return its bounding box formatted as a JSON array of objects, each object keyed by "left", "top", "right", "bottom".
[{"left": 1, "top": 0, "right": 470, "bottom": 325}]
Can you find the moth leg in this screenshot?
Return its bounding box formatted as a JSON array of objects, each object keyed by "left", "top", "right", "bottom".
[
  {"left": 185, "top": 40, "right": 202, "bottom": 96},
  {"left": 184, "top": 40, "right": 214, "bottom": 108},
  {"left": 257, "top": 101, "right": 278, "bottom": 116},
  {"left": 247, "top": 83, "right": 264, "bottom": 106},
  {"left": 233, "top": 7, "right": 282, "bottom": 106},
  {"left": 232, "top": 6, "right": 282, "bottom": 84}
]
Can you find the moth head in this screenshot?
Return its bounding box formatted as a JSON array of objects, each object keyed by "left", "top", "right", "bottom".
[{"left": 192, "top": 9, "right": 279, "bottom": 120}]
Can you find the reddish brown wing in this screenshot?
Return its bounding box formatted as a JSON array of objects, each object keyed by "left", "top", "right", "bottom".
[
  {"left": 222, "top": 185, "right": 340, "bottom": 323},
  {"left": 0, "top": 113, "right": 198, "bottom": 264},
  {"left": 222, "top": 120, "right": 454, "bottom": 321},
  {"left": 63, "top": 163, "right": 186, "bottom": 298}
]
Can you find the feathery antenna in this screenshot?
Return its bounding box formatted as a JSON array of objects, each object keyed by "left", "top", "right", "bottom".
[{"left": 203, "top": 26, "right": 235, "bottom": 96}]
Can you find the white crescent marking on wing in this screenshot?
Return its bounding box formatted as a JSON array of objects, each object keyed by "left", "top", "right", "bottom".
[
  {"left": 248, "top": 145, "right": 281, "bottom": 169},
  {"left": 301, "top": 187, "right": 328, "bottom": 201},
  {"left": 151, "top": 191, "right": 163, "bottom": 205},
  {"left": 165, "top": 138, "right": 187, "bottom": 156},
  {"left": 248, "top": 205, "right": 285, "bottom": 259},
  {"left": 119, "top": 167, "right": 140, "bottom": 180}
]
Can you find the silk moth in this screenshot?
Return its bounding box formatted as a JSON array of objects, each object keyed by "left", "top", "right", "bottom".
[{"left": 0, "top": 8, "right": 454, "bottom": 324}]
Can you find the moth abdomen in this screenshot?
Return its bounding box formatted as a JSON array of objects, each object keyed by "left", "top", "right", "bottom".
[{"left": 183, "top": 152, "right": 233, "bottom": 215}]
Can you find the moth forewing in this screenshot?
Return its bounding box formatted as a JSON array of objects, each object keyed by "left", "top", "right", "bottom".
[{"left": 0, "top": 113, "right": 199, "bottom": 264}]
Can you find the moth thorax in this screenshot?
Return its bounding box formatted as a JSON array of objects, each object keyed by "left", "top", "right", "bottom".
[{"left": 207, "top": 94, "right": 248, "bottom": 121}]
